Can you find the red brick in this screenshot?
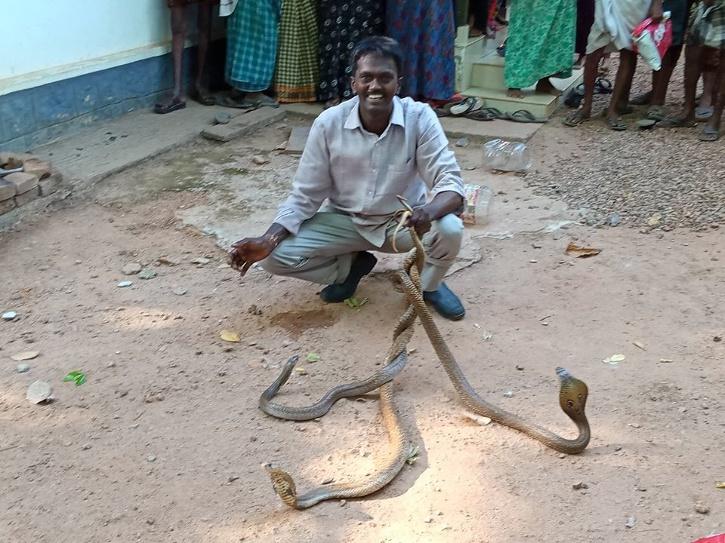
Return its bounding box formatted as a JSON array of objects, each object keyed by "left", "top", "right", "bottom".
[
  {"left": 4, "top": 172, "right": 39, "bottom": 194},
  {"left": 0, "top": 179, "right": 16, "bottom": 200}
]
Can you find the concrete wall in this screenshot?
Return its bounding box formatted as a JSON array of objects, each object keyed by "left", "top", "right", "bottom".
[
  {"left": 1, "top": 1, "right": 175, "bottom": 97},
  {"left": 0, "top": 1, "right": 226, "bottom": 151}
]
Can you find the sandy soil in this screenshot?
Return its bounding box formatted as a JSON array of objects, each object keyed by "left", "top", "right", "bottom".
[{"left": 1, "top": 114, "right": 724, "bottom": 543}]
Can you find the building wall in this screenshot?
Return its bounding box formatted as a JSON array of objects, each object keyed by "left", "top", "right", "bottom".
[{"left": 0, "top": 1, "right": 225, "bottom": 151}]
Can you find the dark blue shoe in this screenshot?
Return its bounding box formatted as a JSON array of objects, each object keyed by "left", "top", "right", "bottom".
[
  {"left": 320, "top": 251, "right": 377, "bottom": 303},
  {"left": 423, "top": 282, "right": 465, "bottom": 321}
]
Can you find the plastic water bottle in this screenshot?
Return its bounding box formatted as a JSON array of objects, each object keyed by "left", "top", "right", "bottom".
[
  {"left": 462, "top": 183, "right": 493, "bottom": 225},
  {"left": 482, "top": 138, "right": 532, "bottom": 173}
]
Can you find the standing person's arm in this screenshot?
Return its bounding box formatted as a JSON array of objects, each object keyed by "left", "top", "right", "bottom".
[
  {"left": 649, "top": 0, "right": 664, "bottom": 21},
  {"left": 229, "top": 120, "right": 333, "bottom": 274},
  {"left": 405, "top": 106, "right": 465, "bottom": 235}
]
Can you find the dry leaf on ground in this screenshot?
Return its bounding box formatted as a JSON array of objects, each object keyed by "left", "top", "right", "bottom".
[{"left": 565, "top": 242, "right": 602, "bottom": 258}]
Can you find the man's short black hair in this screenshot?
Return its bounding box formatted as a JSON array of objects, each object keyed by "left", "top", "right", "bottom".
[{"left": 350, "top": 36, "right": 404, "bottom": 76}]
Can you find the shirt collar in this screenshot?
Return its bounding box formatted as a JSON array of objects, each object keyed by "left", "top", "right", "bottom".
[{"left": 344, "top": 96, "right": 405, "bottom": 130}]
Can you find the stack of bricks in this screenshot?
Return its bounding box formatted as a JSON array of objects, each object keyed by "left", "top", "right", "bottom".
[{"left": 0, "top": 153, "right": 63, "bottom": 216}]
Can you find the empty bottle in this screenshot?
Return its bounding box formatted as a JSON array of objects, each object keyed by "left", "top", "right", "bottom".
[
  {"left": 461, "top": 183, "right": 493, "bottom": 225},
  {"left": 482, "top": 138, "right": 532, "bottom": 173}
]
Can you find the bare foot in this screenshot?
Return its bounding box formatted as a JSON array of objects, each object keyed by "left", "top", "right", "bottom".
[
  {"left": 507, "top": 88, "right": 525, "bottom": 99},
  {"left": 535, "top": 78, "right": 562, "bottom": 96}
]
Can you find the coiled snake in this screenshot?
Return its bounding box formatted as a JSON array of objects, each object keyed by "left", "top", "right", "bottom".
[{"left": 260, "top": 197, "right": 591, "bottom": 509}]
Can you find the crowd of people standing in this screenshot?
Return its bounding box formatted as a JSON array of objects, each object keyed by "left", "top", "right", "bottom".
[
  {"left": 154, "top": 0, "right": 724, "bottom": 141},
  {"left": 155, "top": 0, "right": 458, "bottom": 113}
]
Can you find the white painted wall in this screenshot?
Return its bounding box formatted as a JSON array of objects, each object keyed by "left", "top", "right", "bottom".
[{"left": 0, "top": 0, "right": 222, "bottom": 96}]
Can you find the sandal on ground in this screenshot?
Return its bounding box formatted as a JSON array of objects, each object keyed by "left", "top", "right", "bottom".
[
  {"left": 606, "top": 116, "right": 627, "bottom": 131},
  {"left": 434, "top": 98, "right": 466, "bottom": 117},
  {"left": 563, "top": 109, "right": 590, "bottom": 127},
  {"left": 695, "top": 105, "right": 714, "bottom": 121},
  {"left": 595, "top": 77, "right": 612, "bottom": 94},
  {"left": 154, "top": 97, "right": 186, "bottom": 114},
  {"left": 496, "top": 43, "right": 506, "bottom": 57},
  {"left": 466, "top": 107, "right": 503, "bottom": 121},
  {"left": 698, "top": 125, "right": 720, "bottom": 141},
  {"left": 250, "top": 94, "right": 280, "bottom": 108},
  {"left": 504, "top": 109, "right": 547, "bottom": 123},
  {"left": 657, "top": 116, "right": 697, "bottom": 128},
  {"left": 449, "top": 96, "right": 484, "bottom": 116},
  {"left": 216, "top": 94, "right": 256, "bottom": 109},
  {"left": 645, "top": 105, "right": 667, "bottom": 121},
  {"left": 189, "top": 88, "right": 216, "bottom": 106}
]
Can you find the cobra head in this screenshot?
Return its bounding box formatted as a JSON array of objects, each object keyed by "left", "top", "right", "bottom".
[
  {"left": 262, "top": 463, "right": 298, "bottom": 508},
  {"left": 556, "top": 367, "right": 589, "bottom": 421}
]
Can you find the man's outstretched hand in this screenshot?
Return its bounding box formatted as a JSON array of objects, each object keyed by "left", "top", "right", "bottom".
[
  {"left": 229, "top": 224, "right": 290, "bottom": 276},
  {"left": 229, "top": 236, "right": 275, "bottom": 276}
]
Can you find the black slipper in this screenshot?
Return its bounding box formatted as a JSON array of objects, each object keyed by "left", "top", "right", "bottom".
[
  {"left": 190, "top": 88, "right": 216, "bottom": 106},
  {"left": 154, "top": 98, "right": 186, "bottom": 114}
]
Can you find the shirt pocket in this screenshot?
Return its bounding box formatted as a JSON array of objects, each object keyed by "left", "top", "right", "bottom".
[{"left": 375, "top": 159, "right": 414, "bottom": 197}]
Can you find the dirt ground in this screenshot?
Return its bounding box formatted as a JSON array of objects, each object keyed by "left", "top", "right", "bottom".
[{"left": 1, "top": 111, "right": 724, "bottom": 543}]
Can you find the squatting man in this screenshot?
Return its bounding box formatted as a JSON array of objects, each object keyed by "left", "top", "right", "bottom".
[{"left": 229, "top": 36, "right": 467, "bottom": 321}]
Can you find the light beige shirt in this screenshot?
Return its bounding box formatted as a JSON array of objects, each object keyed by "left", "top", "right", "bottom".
[{"left": 273, "top": 96, "right": 464, "bottom": 247}]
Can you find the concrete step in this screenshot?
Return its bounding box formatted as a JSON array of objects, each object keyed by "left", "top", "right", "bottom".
[
  {"left": 462, "top": 86, "right": 559, "bottom": 118},
  {"left": 463, "top": 54, "right": 584, "bottom": 118},
  {"left": 470, "top": 52, "right": 506, "bottom": 90}
]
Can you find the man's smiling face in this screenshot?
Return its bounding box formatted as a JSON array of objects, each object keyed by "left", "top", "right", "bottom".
[{"left": 351, "top": 53, "right": 400, "bottom": 121}]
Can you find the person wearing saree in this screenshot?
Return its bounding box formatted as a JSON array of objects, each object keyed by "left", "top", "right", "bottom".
[
  {"left": 317, "top": 0, "right": 385, "bottom": 108},
  {"left": 504, "top": 0, "right": 576, "bottom": 98},
  {"left": 386, "top": 0, "right": 456, "bottom": 102}
]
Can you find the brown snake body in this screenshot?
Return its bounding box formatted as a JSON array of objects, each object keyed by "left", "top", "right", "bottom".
[{"left": 261, "top": 199, "right": 591, "bottom": 508}]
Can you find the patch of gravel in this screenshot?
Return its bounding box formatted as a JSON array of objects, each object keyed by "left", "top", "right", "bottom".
[{"left": 526, "top": 60, "right": 724, "bottom": 232}]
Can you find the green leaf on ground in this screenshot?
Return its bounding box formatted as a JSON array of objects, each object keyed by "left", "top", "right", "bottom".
[
  {"left": 63, "top": 370, "right": 87, "bottom": 386},
  {"left": 344, "top": 297, "right": 368, "bottom": 309},
  {"left": 306, "top": 353, "right": 320, "bottom": 363}
]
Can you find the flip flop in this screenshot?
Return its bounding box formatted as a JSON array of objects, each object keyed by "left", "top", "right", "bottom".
[
  {"left": 466, "top": 107, "right": 503, "bottom": 121},
  {"left": 216, "top": 94, "right": 256, "bottom": 109},
  {"left": 563, "top": 109, "right": 590, "bottom": 127},
  {"left": 657, "top": 116, "right": 697, "bottom": 128},
  {"left": 595, "top": 77, "right": 612, "bottom": 94},
  {"left": 154, "top": 97, "right": 186, "bottom": 114},
  {"left": 606, "top": 116, "right": 627, "bottom": 131},
  {"left": 645, "top": 105, "right": 667, "bottom": 121},
  {"left": 190, "top": 88, "right": 216, "bottom": 106},
  {"left": 504, "top": 109, "right": 547, "bottom": 123},
  {"left": 449, "top": 96, "right": 484, "bottom": 116},
  {"left": 249, "top": 94, "right": 280, "bottom": 108},
  {"left": 695, "top": 105, "right": 714, "bottom": 121},
  {"left": 434, "top": 98, "right": 466, "bottom": 117},
  {"left": 698, "top": 125, "right": 720, "bottom": 141}
]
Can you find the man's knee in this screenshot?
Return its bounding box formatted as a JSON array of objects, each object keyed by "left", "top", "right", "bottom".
[
  {"left": 428, "top": 214, "right": 464, "bottom": 260},
  {"left": 259, "top": 244, "right": 298, "bottom": 276}
]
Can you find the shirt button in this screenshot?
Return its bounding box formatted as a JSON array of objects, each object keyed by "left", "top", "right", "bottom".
[{"left": 368, "top": 191, "right": 373, "bottom": 195}]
